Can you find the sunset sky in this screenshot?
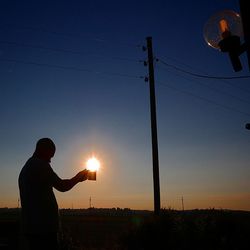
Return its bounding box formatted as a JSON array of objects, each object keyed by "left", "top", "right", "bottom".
[{"left": 0, "top": 0, "right": 250, "bottom": 211}]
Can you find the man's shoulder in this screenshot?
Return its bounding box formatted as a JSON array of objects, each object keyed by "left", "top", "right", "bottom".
[
  {"left": 20, "top": 157, "right": 52, "bottom": 177},
  {"left": 25, "top": 157, "right": 50, "bottom": 167},
  {"left": 19, "top": 157, "right": 55, "bottom": 186}
]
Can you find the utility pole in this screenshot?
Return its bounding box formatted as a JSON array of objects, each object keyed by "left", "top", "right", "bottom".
[
  {"left": 146, "top": 37, "right": 161, "bottom": 215},
  {"left": 89, "top": 196, "right": 92, "bottom": 208},
  {"left": 181, "top": 196, "right": 185, "bottom": 211}
]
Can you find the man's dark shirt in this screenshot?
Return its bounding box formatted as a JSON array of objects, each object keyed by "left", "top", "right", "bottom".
[{"left": 18, "top": 157, "right": 60, "bottom": 234}]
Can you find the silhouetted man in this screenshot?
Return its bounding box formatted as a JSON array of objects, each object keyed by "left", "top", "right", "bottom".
[{"left": 18, "top": 138, "right": 88, "bottom": 250}]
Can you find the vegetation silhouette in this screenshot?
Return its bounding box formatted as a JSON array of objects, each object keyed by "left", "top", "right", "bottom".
[
  {"left": 1, "top": 208, "right": 250, "bottom": 249},
  {"left": 122, "top": 209, "right": 250, "bottom": 250}
]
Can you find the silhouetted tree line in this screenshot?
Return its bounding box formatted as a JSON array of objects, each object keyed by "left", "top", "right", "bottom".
[
  {"left": 0, "top": 208, "right": 250, "bottom": 249},
  {"left": 121, "top": 209, "right": 250, "bottom": 250}
]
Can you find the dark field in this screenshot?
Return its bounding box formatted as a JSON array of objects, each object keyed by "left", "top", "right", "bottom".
[{"left": 0, "top": 208, "right": 250, "bottom": 250}]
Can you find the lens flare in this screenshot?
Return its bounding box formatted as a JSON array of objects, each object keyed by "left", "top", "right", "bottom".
[{"left": 86, "top": 157, "right": 100, "bottom": 172}]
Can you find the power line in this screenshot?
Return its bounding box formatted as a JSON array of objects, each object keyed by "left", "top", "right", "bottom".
[
  {"left": 0, "top": 40, "right": 141, "bottom": 63},
  {"left": 157, "top": 80, "right": 250, "bottom": 117},
  {"left": 158, "top": 55, "right": 250, "bottom": 95},
  {"left": 157, "top": 65, "right": 250, "bottom": 106},
  {"left": 0, "top": 23, "right": 142, "bottom": 49},
  {"left": 157, "top": 58, "right": 250, "bottom": 80},
  {"left": 0, "top": 58, "right": 143, "bottom": 79}
]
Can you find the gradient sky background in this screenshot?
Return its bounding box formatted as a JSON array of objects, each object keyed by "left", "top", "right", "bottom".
[{"left": 0, "top": 0, "right": 250, "bottom": 211}]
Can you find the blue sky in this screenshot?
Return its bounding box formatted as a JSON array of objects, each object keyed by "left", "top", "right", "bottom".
[{"left": 0, "top": 0, "right": 250, "bottom": 210}]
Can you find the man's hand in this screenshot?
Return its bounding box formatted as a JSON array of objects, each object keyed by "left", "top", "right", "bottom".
[{"left": 75, "top": 169, "right": 89, "bottom": 182}]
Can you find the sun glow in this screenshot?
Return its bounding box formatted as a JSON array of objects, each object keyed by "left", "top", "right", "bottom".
[{"left": 86, "top": 157, "right": 100, "bottom": 172}]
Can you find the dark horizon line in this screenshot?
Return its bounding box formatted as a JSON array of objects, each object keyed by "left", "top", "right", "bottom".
[{"left": 1, "top": 207, "right": 250, "bottom": 213}]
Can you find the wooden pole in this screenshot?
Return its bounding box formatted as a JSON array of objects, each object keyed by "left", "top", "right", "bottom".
[{"left": 146, "top": 37, "right": 161, "bottom": 215}]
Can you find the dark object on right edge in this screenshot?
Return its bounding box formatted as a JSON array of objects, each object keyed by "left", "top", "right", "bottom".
[{"left": 218, "top": 35, "right": 242, "bottom": 72}]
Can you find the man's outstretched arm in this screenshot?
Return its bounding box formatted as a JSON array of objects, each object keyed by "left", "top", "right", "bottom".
[{"left": 52, "top": 169, "right": 88, "bottom": 192}]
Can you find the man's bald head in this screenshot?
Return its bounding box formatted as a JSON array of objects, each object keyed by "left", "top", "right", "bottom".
[{"left": 34, "top": 138, "right": 56, "bottom": 162}]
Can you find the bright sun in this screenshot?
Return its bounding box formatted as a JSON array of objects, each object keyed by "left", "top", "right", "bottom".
[{"left": 86, "top": 157, "right": 100, "bottom": 172}]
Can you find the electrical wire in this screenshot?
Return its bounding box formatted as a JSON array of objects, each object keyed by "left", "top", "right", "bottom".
[
  {"left": 156, "top": 65, "right": 250, "bottom": 106},
  {"left": 157, "top": 58, "right": 250, "bottom": 80},
  {"left": 158, "top": 55, "right": 250, "bottom": 95},
  {"left": 0, "top": 58, "right": 143, "bottom": 79},
  {"left": 157, "top": 80, "right": 250, "bottom": 117},
  {"left": 0, "top": 40, "right": 141, "bottom": 63},
  {"left": 0, "top": 23, "right": 142, "bottom": 49}
]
